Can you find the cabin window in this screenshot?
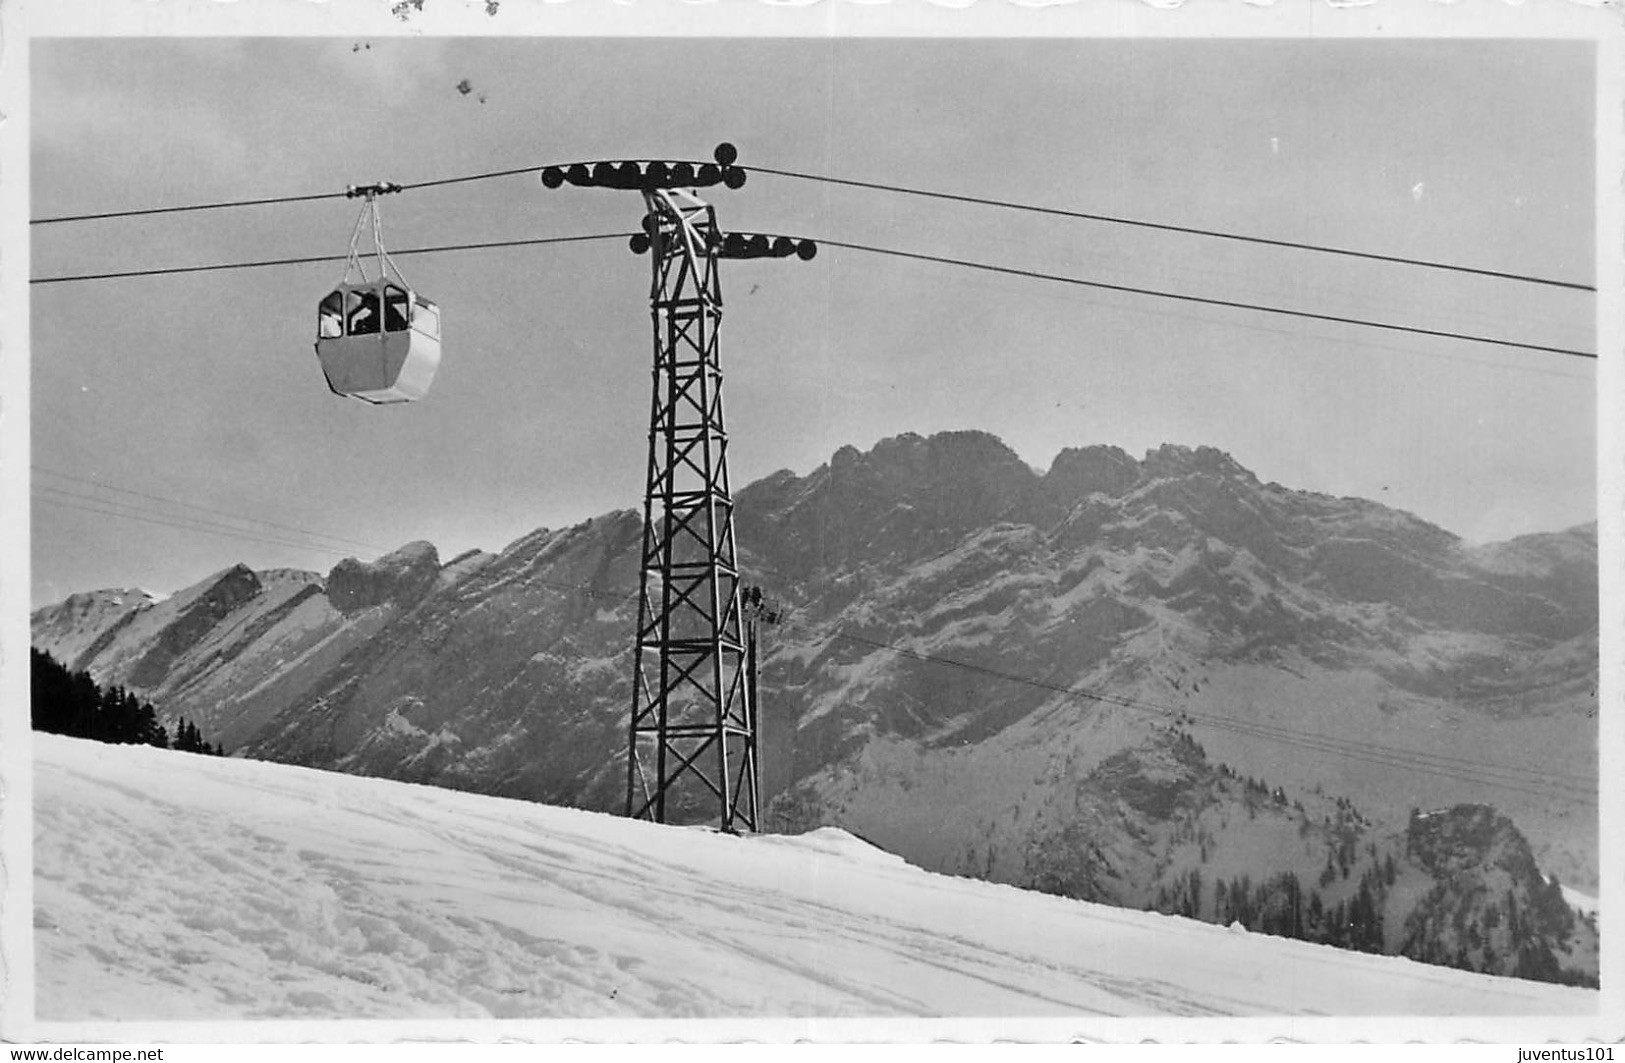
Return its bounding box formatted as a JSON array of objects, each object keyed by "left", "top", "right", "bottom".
[
  {"left": 383, "top": 286, "right": 410, "bottom": 332},
  {"left": 318, "top": 292, "right": 344, "bottom": 338},
  {"left": 346, "top": 289, "right": 381, "bottom": 336},
  {"left": 412, "top": 300, "right": 440, "bottom": 338}
]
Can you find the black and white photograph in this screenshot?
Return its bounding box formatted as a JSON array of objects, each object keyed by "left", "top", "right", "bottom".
[{"left": 3, "top": 0, "right": 1620, "bottom": 1045}]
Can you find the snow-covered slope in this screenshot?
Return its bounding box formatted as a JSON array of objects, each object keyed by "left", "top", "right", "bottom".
[{"left": 32, "top": 734, "right": 1597, "bottom": 1027}]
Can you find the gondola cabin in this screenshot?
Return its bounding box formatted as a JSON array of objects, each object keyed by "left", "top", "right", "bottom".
[{"left": 315, "top": 280, "right": 441, "bottom": 404}]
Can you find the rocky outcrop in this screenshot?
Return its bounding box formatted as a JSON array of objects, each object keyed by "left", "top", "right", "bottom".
[
  {"left": 326, "top": 541, "right": 441, "bottom": 614},
  {"left": 1044, "top": 444, "right": 1140, "bottom": 501}
]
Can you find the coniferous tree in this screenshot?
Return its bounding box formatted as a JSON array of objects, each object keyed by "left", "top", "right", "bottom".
[
  {"left": 1179, "top": 867, "right": 1202, "bottom": 919},
  {"left": 71, "top": 669, "right": 99, "bottom": 737},
  {"left": 1328, "top": 901, "right": 1348, "bottom": 947},
  {"left": 1284, "top": 872, "right": 1304, "bottom": 939},
  {"left": 32, "top": 649, "right": 222, "bottom": 754}
]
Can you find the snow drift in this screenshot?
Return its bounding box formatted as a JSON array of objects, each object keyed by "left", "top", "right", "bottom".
[{"left": 32, "top": 734, "right": 1598, "bottom": 1026}]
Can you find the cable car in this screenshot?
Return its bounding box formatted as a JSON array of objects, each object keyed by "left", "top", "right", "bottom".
[
  {"left": 315, "top": 186, "right": 440, "bottom": 404},
  {"left": 315, "top": 282, "right": 440, "bottom": 403}
]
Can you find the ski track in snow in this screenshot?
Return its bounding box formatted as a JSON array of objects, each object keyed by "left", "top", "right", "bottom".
[{"left": 32, "top": 734, "right": 1597, "bottom": 1022}]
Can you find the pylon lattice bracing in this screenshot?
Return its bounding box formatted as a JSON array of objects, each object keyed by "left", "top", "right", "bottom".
[{"left": 625, "top": 188, "right": 758, "bottom": 831}]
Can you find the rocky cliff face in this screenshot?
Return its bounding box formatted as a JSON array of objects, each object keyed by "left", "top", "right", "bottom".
[{"left": 32, "top": 430, "right": 1598, "bottom": 983}]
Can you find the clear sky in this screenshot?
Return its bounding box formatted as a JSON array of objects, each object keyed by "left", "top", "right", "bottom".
[{"left": 27, "top": 36, "right": 1597, "bottom": 607}]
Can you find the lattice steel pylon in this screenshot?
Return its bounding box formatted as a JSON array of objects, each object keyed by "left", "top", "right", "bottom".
[
  {"left": 540, "top": 143, "right": 815, "bottom": 831},
  {"left": 625, "top": 183, "right": 757, "bottom": 830}
]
